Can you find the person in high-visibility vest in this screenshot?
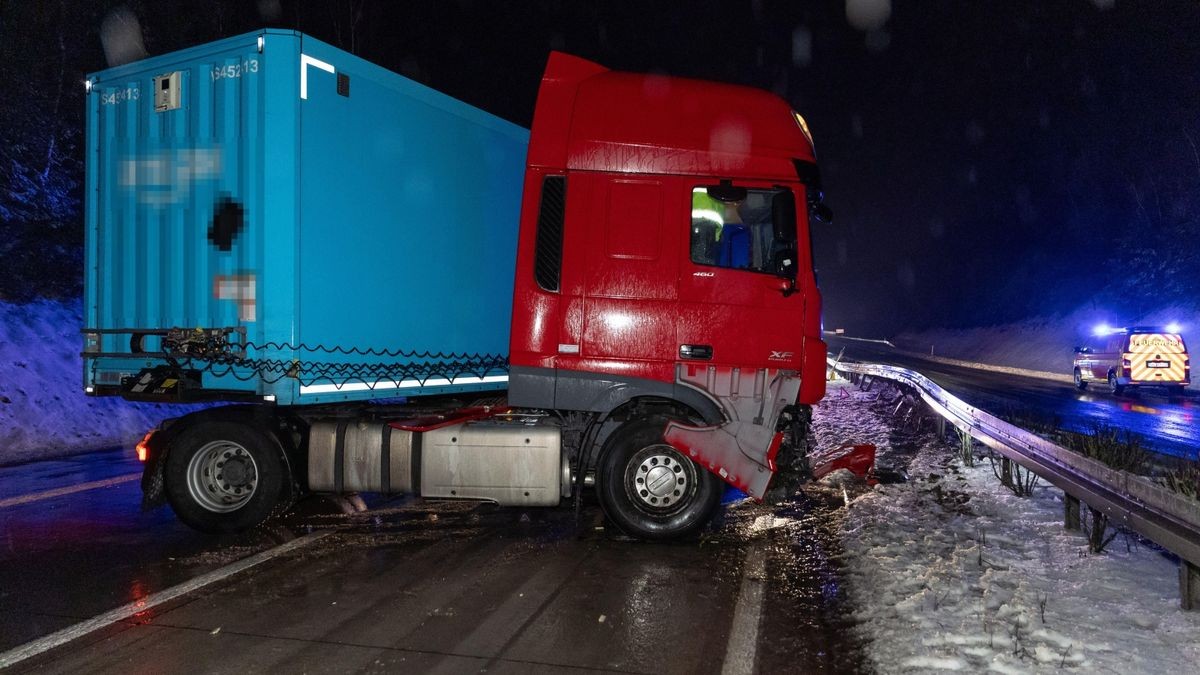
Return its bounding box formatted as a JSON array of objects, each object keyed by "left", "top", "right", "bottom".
[{"left": 691, "top": 188, "right": 724, "bottom": 265}]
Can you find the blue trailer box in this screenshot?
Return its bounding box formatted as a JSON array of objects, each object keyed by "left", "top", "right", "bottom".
[{"left": 83, "top": 30, "right": 528, "bottom": 405}]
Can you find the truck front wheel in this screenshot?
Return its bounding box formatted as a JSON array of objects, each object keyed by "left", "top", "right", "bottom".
[
  {"left": 164, "top": 420, "right": 289, "bottom": 533},
  {"left": 596, "top": 416, "right": 721, "bottom": 540}
]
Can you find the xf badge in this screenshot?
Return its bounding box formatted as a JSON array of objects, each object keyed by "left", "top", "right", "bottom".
[{"left": 768, "top": 351, "right": 794, "bottom": 361}]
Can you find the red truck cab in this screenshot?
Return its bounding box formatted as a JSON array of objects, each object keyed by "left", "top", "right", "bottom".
[{"left": 509, "top": 53, "right": 829, "bottom": 537}]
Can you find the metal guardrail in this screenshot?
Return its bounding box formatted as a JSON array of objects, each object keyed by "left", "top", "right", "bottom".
[{"left": 827, "top": 358, "right": 1200, "bottom": 609}]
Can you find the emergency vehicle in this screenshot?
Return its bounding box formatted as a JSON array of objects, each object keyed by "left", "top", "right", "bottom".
[{"left": 1073, "top": 326, "right": 1190, "bottom": 395}]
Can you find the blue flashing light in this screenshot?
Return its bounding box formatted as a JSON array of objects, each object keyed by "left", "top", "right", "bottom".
[
  {"left": 1093, "top": 323, "right": 1112, "bottom": 337},
  {"left": 1165, "top": 322, "right": 1182, "bottom": 334}
]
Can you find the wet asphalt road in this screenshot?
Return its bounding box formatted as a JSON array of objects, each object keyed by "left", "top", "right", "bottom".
[
  {"left": 0, "top": 449, "right": 864, "bottom": 674},
  {"left": 829, "top": 337, "right": 1200, "bottom": 461}
]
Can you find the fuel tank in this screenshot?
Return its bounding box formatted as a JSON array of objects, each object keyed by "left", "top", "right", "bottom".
[{"left": 307, "top": 414, "right": 568, "bottom": 507}]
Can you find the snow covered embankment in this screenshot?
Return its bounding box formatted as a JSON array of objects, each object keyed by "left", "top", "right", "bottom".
[
  {"left": 824, "top": 379, "right": 1200, "bottom": 673},
  {"left": 0, "top": 300, "right": 183, "bottom": 465}
]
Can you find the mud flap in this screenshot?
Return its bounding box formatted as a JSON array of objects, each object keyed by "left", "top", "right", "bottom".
[
  {"left": 663, "top": 366, "right": 801, "bottom": 499},
  {"left": 141, "top": 448, "right": 168, "bottom": 510}
]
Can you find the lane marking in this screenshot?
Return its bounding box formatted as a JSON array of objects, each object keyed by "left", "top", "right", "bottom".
[
  {"left": 0, "top": 530, "right": 332, "bottom": 669},
  {"left": 0, "top": 473, "right": 141, "bottom": 509},
  {"left": 721, "top": 543, "right": 767, "bottom": 675}
]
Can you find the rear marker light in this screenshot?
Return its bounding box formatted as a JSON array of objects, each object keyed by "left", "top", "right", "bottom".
[{"left": 135, "top": 431, "right": 154, "bottom": 462}]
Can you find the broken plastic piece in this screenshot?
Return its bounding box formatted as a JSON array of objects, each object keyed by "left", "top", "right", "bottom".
[{"left": 810, "top": 443, "right": 876, "bottom": 481}]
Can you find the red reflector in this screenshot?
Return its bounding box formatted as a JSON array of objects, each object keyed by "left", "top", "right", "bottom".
[
  {"left": 765, "top": 431, "right": 785, "bottom": 472},
  {"left": 135, "top": 431, "right": 154, "bottom": 462}
]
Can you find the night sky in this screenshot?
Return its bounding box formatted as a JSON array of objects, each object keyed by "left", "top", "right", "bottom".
[{"left": 2, "top": 0, "right": 1198, "bottom": 336}]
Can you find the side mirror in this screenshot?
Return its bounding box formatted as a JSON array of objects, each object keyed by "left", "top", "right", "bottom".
[
  {"left": 771, "top": 189, "right": 798, "bottom": 243},
  {"left": 811, "top": 202, "right": 833, "bottom": 225}
]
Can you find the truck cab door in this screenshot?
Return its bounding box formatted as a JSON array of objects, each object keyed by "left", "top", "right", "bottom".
[{"left": 678, "top": 182, "right": 807, "bottom": 375}]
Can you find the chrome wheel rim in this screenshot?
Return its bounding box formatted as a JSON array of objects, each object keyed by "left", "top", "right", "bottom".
[
  {"left": 186, "top": 440, "right": 259, "bottom": 513},
  {"left": 625, "top": 444, "right": 695, "bottom": 514}
]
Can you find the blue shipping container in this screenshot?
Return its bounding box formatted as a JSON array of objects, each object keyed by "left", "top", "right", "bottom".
[{"left": 83, "top": 30, "right": 529, "bottom": 405}]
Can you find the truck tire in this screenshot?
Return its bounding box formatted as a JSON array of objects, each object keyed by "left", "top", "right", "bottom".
[
  {"left": 596, "top": 415, "right": 721, "bottom": 540},
  {"left": 164, "top": 420, "right": 289, "bottom": 533},
  {"left": 1073, "top": 368, "right": 1087, "bottom": 390}
]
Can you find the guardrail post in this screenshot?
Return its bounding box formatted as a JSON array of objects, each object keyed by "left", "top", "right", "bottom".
[
  {"left": 1183, "top": 561, "right": 1200, "bottom": 610},
  {"left": 936, "top": 417, "right": 946, "bottom": 439},
  {"left": 1000, "top": 457, "right": 1013, "bottom": 489},
  {"left": 1064, "top": 495, "right": 1081, "bottom": 531}
]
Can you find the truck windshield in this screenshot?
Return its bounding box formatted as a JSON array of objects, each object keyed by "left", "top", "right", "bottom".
[{"left": 690, "top": 186, "right": 796, "bottom": 275}]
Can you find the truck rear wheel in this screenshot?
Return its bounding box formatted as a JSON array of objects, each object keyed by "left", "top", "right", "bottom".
[
  {"left": 1108, "top": 372, "right": 1125, "bottom": 395},
  {"left": 596, "top": 415, "right": 721, "bottom": 540},
  {"left": 164, "top": 420, "right": 289, "bottom": 533}
]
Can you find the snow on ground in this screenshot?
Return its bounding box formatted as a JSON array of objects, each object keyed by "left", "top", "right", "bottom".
[
  {"left": 894, "top": 304, "right": 1199, "bottom": 377},
  {"left": 816, "top": 379, "right": 1200, "bottom": 673},
  {"left": 0, "top": 299, "right": 190, "bottom": 465}
]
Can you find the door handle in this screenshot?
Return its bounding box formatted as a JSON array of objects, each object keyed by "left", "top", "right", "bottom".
[
  {"left": 763, "top": 275, "right": 797, "bottom": 297},
  {"left": 679, "top": 344, "right": 713, "bottom": 360}
]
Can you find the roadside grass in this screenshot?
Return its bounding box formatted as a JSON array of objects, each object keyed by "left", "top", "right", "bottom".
[
  {"left": 997, "top": 409, "right": 1196, "bottom": 494},
  {"left": 1163, "top": 461, "right": 1200, "bottom": 501},
  {"left": 991, "top": 411, "right": 1197, "bottom": 552},
  {"left": 1055, "top": 423, "right": 1152, "bottom": 475}
]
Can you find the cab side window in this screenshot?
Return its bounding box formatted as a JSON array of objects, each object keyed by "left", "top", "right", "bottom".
[{"left": 689, "top": 186, "right": 795, "bottom": 274}]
